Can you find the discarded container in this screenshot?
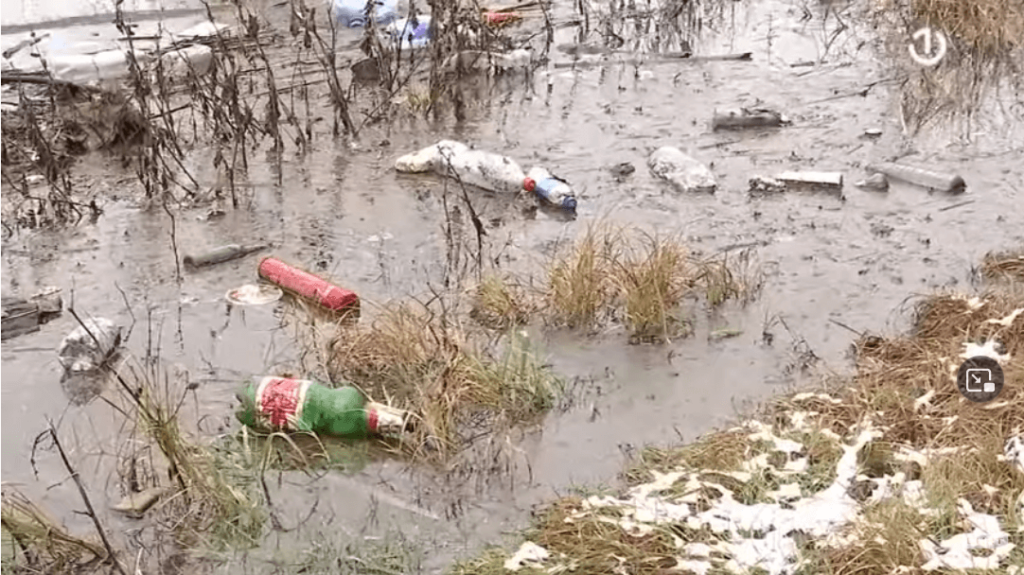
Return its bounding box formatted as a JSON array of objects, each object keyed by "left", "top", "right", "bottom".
[
  {"left": 442, "top": 48, "right": 533, "bottom": 73},
  {"left": 2, "top": 287, "right": 63, "bottom": 340},
  {"left": 112, "top": 486, "right": 171, "bottom": 517},
  {"left": 712, "top": 108, "right": 787, "bottom": 131},
  {"left": 158, "top": 44, "right": 214, "bottom": 78},
  {"left": 184, "top": 243, "right": 269, "bottom": 268},
  {"left": 385, "top": 16, "right": 432, "bottom": 51},
  {"left": 748, "top": 175, "right": 786, "bottom": 194},
  {"left": 57, "top": 317, "right": 123, "bottom": 372},
  {"left": 226, "top": 283, "right": 284, "bottom": 306},
  {"left": 258, "top": 257, "right": 359, "bottom": 313},
  {"left": 856, "top": 173, "right": 889, "bottom": 191},
  {"left": 524, "top": 167, "right": 578, "bottom": 212},
  {"left": 865, "top": 162, "right": 966, "bottom": 194},
  {"left": 775, "top": 171, "right": 844, "bottom": 192},
  {"left": 648, "top": 146, "right": 717, "bottom": 193},
  {"left": 483, "top": 11, "right": 522, "bottom": 27},
  {"left": 331, "top": 0, "right": 398, "bottom": 28},
  {"left": 235, "top": 376, "right": 413, "bottom": 438},
  {"left": 395, "top": 140, "right": 526, "bottom": 195}
]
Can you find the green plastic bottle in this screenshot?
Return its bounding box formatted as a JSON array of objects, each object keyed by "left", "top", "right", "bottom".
[{"left": 235, "top": 376, "right": 411, "bottom": 438}]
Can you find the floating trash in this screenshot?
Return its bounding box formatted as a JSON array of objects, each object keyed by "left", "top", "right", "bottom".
[{"left": 226, "top": 283, "right": 283, "bottom": 306}]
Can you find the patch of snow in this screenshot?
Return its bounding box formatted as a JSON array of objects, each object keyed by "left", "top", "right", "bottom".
[
  {"left": 504, "top": 542, "right": 549, "bottom": 571},
  {"left": 768, "top": 483, "right": 803, "bottom": 501},
  {"left": 673, "top": 559, "right": 713, "bottom": 575},
  {"left": 791, "top": 392, "right": 842, "bottom": 404},
  {"left": 986, "top": 308, "right": 1024, "bottom": 327},
  {"left": 684, "top": 542, "right": 713, "bottom": 557},
  {"left": 919, "top": 500, "right": 1014, "bottom": 571},
  {"left": 961, "top": 340, "right": 1011, "bottom": 364},
  {"left": 1002, "top": 435, "right": 1024, "bottom": 474},
  {"left": 913, "top": 389, "right": 936, "bottom": 412}
]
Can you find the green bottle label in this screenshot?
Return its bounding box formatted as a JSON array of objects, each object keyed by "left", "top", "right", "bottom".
[{"left": 254, "top": 376, "right": 312, "bottom": 431}]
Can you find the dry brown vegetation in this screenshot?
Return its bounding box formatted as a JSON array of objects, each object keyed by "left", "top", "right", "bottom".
[
  {"left": 542, "top": 224, "right": 760, "bottom": 341},
  {"left": 981, "top": 247, "right": 1024, "bottom": 283},
  {"left": 326, "top": 303, "right": 560, "bottom": 460},
  {"left": 1, "top": 486, "right": 108, "bottom": 574}
]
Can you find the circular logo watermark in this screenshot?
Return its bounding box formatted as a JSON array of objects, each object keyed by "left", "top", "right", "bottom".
[
  {"left": 908, "top": 27, "right": 947, "bottom": 67},
  {"left": 956, "top": 356, "right": 1005, "bottom": 403}
]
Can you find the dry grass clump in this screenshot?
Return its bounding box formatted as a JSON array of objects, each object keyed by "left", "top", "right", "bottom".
[
  {"left": 546, "top": 224, "right": 622, "bottom": 330},
  {"left": 981, "top": 248, "right": 1024, "bottom": 283},
  {"left": 120, "top": 363, "right": 267, "bottom": 550},
  {"left": 530, "top": 498, "right": 683, "bottom": 575},
  {"left": 612, "top": 232, "right": 693, "bottom": 342},
  {"left": 546, "top": 225, "right": 757, "bottom": 341},
  {"left": 328, "top": 303, "right": 560, "bottom": 458},
  {"left": 1, "top": 486, "right": 106, "bottom": 573},
  {"left": 625, "top": 429, "right": 752, "bottom": 485},
  {"left": 911, "top": 0, "right": 1024, "bottom": 57},
  {"left": 471, "top": 275, "right": 535, "bottom": 330}
]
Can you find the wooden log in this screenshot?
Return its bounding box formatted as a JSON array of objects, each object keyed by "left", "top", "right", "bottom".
[{"left": 712, "top": 108, "right": 786, "bottom": 130}]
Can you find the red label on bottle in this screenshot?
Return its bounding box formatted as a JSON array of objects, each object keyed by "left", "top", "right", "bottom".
[{"left": 255, "top": 377, "right": 311, "bottom": 431}]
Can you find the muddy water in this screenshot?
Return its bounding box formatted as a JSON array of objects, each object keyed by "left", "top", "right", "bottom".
[{"left": 3, "top": 0, "right": 1023, "bottom": 571}]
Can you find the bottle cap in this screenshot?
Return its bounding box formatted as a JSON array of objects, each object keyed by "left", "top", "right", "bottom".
[
  {"left": 562, "top": 196, "right": 578, "bottom": 211},
  {"left": 522, "top": 177, "right": 536, "bottom": 192}
]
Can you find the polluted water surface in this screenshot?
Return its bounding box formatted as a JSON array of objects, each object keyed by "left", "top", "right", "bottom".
[{"left": 1, "top": 0, "right": 1022, "bottom": 572}]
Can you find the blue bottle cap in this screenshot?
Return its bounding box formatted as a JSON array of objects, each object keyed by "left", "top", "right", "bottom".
[{"left": 562, "top": 196, "right": 578, "bottom": 211}]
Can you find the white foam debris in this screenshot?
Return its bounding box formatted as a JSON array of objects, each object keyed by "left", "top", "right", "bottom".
[
  {"left": 961, "top": 340, "right": 1011, "bottom": 364},
  {"left": 913, "top": 389, "right": 936, "bottom": 412},
  {"left": 893, "top": 445, "right": 970, "bottom": 467},
  {"left": 986, "top": 308, "right": 1024, "bottom": 327},
  {"left": 920, "top": 500, "right": 1014, "bottom": 571},
  {"left": 504, "top": 541, "right": 550, "bottom": 571}
]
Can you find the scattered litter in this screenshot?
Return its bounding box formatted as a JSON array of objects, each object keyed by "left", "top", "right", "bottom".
[
  {"left": 483, "top": 10, "right": 523, "bottom": 27},
  {"left": 2, "top": 287, "right": 63, "bottom": 340},
  {"left": 504, "top": 541, "right": 550, "bottom": 571},
  {"left": 524, "top": 167, "right": 578, "bottom": 211},
  {"left": 112, "top": 486, "right": 171, "bottom": 517},
  {"left": 855, "top": 173, "right": 889, "bottom": 191},
  {"left": 710, "top": 328, "right": 743, "bottom": 340},
  {"left": 57, "top": 317, "right": 123, "bottom": 372},
  {"left": 235, "top": 376, "right": 413, "bottom": 438},
  {"left": 385, "top": 16, "right": 432, "bottom": 51},
  {"left": 648, "top": 146, "right": 717, "bottom": 193},
  {"left": 183, "top": 243, "right": 269, "bottom": 269},
  {"left": 442, "top": 48, "right": 534, "bottom": 73},
  {"left": 865, "top": 162, "right": 966, "bottom": 194},
  {"left": 749, "top": 175, "right": 786, "bottom": 194},
  {"left": 331, "top": 0, "right": 398, "bottom": 28},
  {"left": 863, "top": 128, "right": 883, "bottom": 138},
  {"left": 774, "top": 171, "right": 844, "bottom": 192},
  {"left": 712, "top": 107, "right": 788, "bottom": 131},
  {"left": 395, "top": 140, "right": 526, "bottom": 194},
  {"left": 608, "top": 162, "right": 636, "bottom": 178},
  {"left": 225, "top": 284, "right": 283, "bottom": 306},
  {"left": 790, "top": 392, "right": 842, "bottom": 404},
  {"left": 258, "top": 257, "right": 359, "bottom": 313}
]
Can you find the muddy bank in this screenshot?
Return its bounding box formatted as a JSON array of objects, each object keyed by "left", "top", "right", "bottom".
[{"left": 2, "top": 0, "right": 1023, "bottom": 572}]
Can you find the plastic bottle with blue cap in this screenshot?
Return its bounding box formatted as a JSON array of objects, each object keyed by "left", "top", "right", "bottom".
[{"left": 524, "top": 167, "right": 578, "bottom": 212}]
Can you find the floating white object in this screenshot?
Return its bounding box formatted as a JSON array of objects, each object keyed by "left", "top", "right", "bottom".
[{"left": 226, "top": 284, "right": 284, "bottom": 306}]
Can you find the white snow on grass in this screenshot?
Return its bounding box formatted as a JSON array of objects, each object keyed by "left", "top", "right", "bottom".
[{"left": 520, "top": 419, "right": 1024, "bottom": 574}]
